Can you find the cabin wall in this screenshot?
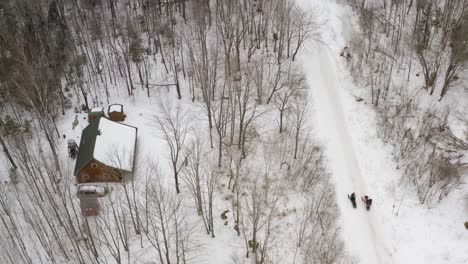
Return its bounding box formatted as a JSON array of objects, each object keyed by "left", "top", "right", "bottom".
[
  {"left": 88, "top": 112, "right": 104, "bottom": 122},
  {"left": 77, "top": 159, "right": 121, "bottom": 184},
  {"left": 108, "top": 112, "right": 125, "bottom": 121}
]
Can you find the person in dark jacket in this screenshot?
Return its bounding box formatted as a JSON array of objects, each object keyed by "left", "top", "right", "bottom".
[
  {"left": 348, "top": 192, "right": 357, "bottom": 208},
  {"left": 340, "top": 47, "right": 352, "bottom": 60},
  {"left": 362, "top": 195, "right": 373, "bottom": 210}
]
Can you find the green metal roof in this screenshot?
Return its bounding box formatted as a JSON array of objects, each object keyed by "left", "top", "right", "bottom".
[{"left": 73, "top": 117, "right": 101, "bottom": 175}]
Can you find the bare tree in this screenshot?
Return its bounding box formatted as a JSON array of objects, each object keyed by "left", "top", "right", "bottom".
[
  {"left": 182, "top": 133, "right": 210, "bottom": 232},
  {"left": 291, "top": 96, "right": 310, "bottom": 160},
  {"left": 0, "top": 124, "right": 17, "bottom": 170},
  {"left": 154, "top": 101, "right": 191, "bottom": 194},
  {"left": 144, "top": 170, "right": 198, "bottom": 264},
  {"left": 212, "top": 82, "right": 231, "bottom": 167},
  {"left": 185, "top": 17, "right": 220, "bottom": 148},
  {"left": 274, "top": 65, "right": 307, "bottom": 134},
  {"left": 439, "top": 8, "right": 468, "bottom": 100},
  {"left": 290, "top": 5, "right": 322, "bottom": 61},
  {"left": 235, "top": 68, "right": 259, "bottom": 159},
  {"left": 201, "top": 159, "right": 221, "bottom": 238},
  {"left": 240, "top": 171, "right": 283, "bottom": 262}
]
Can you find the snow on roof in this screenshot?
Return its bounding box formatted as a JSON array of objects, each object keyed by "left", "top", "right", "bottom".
[
  {"left": 93, "top": 118, "right": 137, "bottom": 172},
  {"left": 90, "top": 107, "right": 104, "bottom": 113},
  {"left": 109, "top": 104, "right": 123, "bottom": 113},
  {"left": 78, "top": 185, "right": 98, "bottom": 192}
]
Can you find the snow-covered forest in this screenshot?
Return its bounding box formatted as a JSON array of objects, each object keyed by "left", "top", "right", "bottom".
[{"left": 0, "top": 0, "right": 467, "bottom": 263}]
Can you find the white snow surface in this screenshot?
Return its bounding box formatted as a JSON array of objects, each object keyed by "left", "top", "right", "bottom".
[
  {"left": 77, "top": 184, "right": 106, "bottom": 195},
  {"left": 296, "top": 0, "right": 468, "bottom": 264},
  {"left": 109, "top": 104, "right": 123, "bottom": 112},
  {"left": 90, "top": 107, "right": 104, "bottom": 112},
  {"left": 93, "top": 118, "right": 137, "bottom": 172}
]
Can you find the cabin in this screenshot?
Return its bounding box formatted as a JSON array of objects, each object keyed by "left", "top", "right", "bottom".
[
  {"left": 74, "top": 117, "right": 137, "bottom": 184},
  {"left": 108, "top": 104, "right": 126, "bottom": 122},
  {"left": 88, "top": 107, "right": 105, "bottom": 122}
]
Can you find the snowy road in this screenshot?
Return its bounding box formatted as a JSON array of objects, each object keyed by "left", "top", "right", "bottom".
[
  {"left": 302, "top": 47, "right": 392, "bottom": 264},
  {"left": 295, "top": 1, "right": 468, "bottom": 264},
  {"left": 296, "top": 1, "right": 393, "bottom": 263}
]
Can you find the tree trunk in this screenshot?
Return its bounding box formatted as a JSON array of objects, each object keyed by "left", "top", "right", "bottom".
[{"left": 0, "top": 134, "right": 17, "bottom": 170}]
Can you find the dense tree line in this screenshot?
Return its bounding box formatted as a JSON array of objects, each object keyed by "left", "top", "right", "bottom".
[{"left": 345, "top": 0, "right": 468, "bottom": 205}]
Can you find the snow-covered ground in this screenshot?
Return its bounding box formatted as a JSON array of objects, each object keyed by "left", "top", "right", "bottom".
[{"left": 296, "top": 0, "right": 468, "bottom": 263}]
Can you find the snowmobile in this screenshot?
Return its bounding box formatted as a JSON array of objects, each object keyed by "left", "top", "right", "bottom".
[
  {"left": 348, "top": 192, "right": 357, "bottom": 208},
  {"left": 361, "top": 195, "right": 372, "bottom": 210}
]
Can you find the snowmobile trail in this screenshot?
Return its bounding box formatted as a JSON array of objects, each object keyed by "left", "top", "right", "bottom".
[{"left": 302, "top": 46, "right": 393, "bottom": 264}]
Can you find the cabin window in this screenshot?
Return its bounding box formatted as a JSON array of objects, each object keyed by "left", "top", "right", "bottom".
[
  {"left": 82, "top": 174, "right": 90, "bottom": 181},
  {"left": 101, "top": 174, "right": 110, "bottom": 181},
  {"left": 91, "top": 163, "right": 98, "bottom": 169}
]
